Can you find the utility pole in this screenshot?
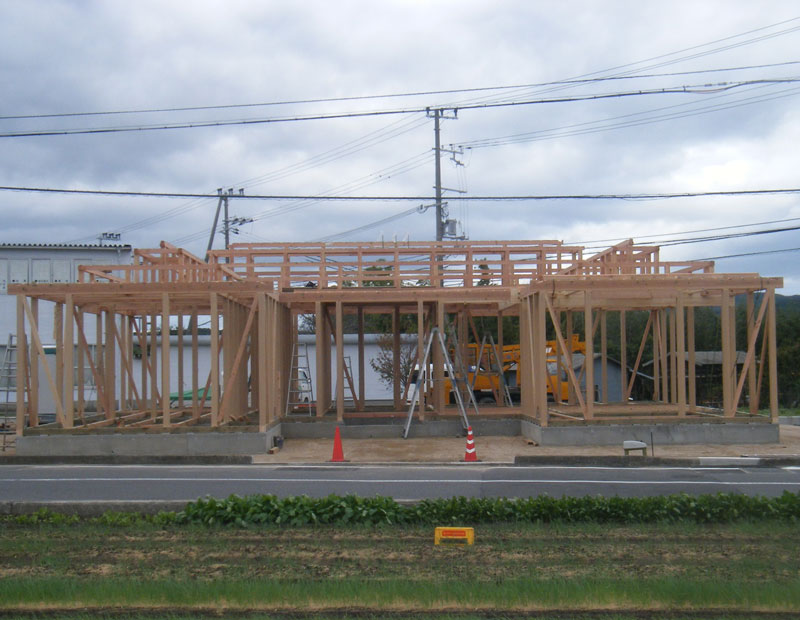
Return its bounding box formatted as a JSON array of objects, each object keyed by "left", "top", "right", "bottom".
[
  {"left": 433, "top": 108, "right": 443, "bottom": 241},
  {"left": 427, "top": 107, "right": 461, "bottom": 241}
]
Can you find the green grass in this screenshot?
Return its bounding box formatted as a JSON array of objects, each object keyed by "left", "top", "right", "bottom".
[
  {"left": 1, "top": 521, "right": 799, "bottom": 614},
  {"left": 2, "top": 576, "right": 800, "bottom": 610}
]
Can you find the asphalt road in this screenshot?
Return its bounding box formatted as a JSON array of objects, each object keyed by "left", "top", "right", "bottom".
[{"left": 2, "top": 464, "right": 800, "bottom": 502}]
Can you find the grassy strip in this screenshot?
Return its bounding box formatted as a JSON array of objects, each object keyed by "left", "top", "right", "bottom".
[{"left": 2, "top": 577, "right": 800, "bottom": 611}]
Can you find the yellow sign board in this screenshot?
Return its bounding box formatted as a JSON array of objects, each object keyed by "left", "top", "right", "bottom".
[{"left": 434, "top": 526, "right": 474, "bottom": 545}]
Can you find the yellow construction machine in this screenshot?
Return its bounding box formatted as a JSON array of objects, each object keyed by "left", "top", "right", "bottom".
[{"left": 448, "top": 334, "right": 586, "bottom": 405}]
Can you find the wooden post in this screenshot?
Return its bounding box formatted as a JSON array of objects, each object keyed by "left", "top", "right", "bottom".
[
  {"left": 55, "top": 303, "right": 63, "bottom": 408},
  {"left": 600, "top": 309, "right": 608, "bottom": 403},
  {"left": 669, "top": 308, "right": 677, "bottom": 404},
  {"left": 619, "top": 311, "right": 627, "bottom": 405},
  {"left": 584, "top": 291, "right": 594, "bottom": 420},
  {"left": 315, "top": 302, "right": 331, "bottom": 417},
  {"left": 150, "top": 310, "right": 158, "bottom": 421},
  {"left": 161, "top": 294, "right": 171, "bottom": 427},
  {"left": 687, "top": 305, "right": 696, "bottom": 414},
  {"left": 357, "top": 306, "right": 365, "bottom": 411},
  {"left": 534, "top": 293, "right": 548, "bottom": 424},
  {"left": 746, "top": 293, "right": 758, "bottom": 414},
  {"left": 417, "top": 300, "right": 425, "bottom": 421},
  {"left": 652, "top": 311, "right": 660, "bottom": 402},
  {"left": 258, "top": 294, "right": 268, "bottom": 432},
  {"left": 210, "top": 292, "right": 220, "bottom": 427},
  {"left": 767, "top": 287, "right": 778, "bottom": 423},
  {"left": 393, "top": 306, "right": 401, "bottom": 410},
  {"left": 335, "top": 300, "right": 344, "bottom": 421},
  {"left": 29, "top": 298, "right": 38, "bottom": 427},
  {"left": 177, "top": 313, "right": 184, "bottom": 410},
  {"left": 63, "top": 294, "right": 74, "bottom": 428},
  {"left": 676, "top": 296, "right": 686, "bottom": 417},
  {"left": 15, "top": 295, "right": 26, "bottom": 436},
  {"left": 77, "top": 309, "right": 85, "bottom": 421},
  {"left": 435, "top": 301, "right": 445, "bottom": 413},
  {"left": 105, "top": 307, "right": 116, "bottom": 420},
  {"left": 566, "top": 311, "right": 574, "bottom": 405},
  {"left": 519, "top": 297, "right": 533, "bottom": 416},
  {"left": 721, "top": 289, "right": 734, "bottom": 416},
  {"left": 192, "top": 308, "right": 199, "bottom": 419}
]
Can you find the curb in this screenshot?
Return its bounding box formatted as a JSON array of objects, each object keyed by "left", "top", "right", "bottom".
[
  {"left": 0, "top": 455, "right": 253, "bottom": 465},
  {"left": 513, "top": 455, "right": 800, "bottom": 467}
]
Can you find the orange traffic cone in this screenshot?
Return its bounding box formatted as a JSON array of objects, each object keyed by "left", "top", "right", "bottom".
[
  {"left": 331, "top": 426, "right": 346, "bottom": 462},
  {"left": 464, "top": 426, "right": 478, "bottom": 462}
]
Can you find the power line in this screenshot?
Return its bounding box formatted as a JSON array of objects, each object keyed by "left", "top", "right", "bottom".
[
  {"left": 4, "top": 79, "right": 799, "bottom": 138},
  {"left": 5, "top": 61, "right": 798, "bottom": 122},
  {"left": 695, "top": 246, "right": 800, "bottom": 261},
  {"left": 570, "top": 215, "right": 800, "bottom": 246},
  {"left": 3, "top": 185, "right": 798, "bottom": 200}
]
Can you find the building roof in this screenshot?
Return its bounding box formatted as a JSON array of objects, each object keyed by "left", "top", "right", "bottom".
[{"left": 0, "top": 243, "right": 131, "bottom": 250}]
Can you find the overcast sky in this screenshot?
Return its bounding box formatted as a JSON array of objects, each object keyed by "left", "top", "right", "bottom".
[{"left": 2, "top": 1, "right": 800, "bottom": 291}]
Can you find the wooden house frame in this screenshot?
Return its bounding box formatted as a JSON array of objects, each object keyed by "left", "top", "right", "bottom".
[{"left": 10, "top": 239, "right": 782, "bottom": 437}]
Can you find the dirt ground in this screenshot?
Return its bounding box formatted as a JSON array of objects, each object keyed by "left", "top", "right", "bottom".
[{"left": 252, "top": 423, "right": 800, "bottom": 463}]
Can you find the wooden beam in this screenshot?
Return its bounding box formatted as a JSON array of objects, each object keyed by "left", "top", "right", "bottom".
[{"left": 336, "top": 300, "right": 345, "bottom": 421}]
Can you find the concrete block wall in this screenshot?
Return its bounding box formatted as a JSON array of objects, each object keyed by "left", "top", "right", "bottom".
[{"left": 521, "top": 420, "right": 779, "bottom": 446}]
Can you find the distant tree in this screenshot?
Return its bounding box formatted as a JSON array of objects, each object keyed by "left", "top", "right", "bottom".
[{"left": 369, "top": 333, "right": 416, "bottom": 391}]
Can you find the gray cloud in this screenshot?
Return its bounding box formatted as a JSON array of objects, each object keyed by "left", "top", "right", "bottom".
[{"left": 1, "top": 0, "right": 799, "bottom": 288}]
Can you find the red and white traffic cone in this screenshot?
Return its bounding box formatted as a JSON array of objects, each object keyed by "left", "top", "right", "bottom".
[
  {"left": 331, "top": 426, "right": 346, "bottom": 462},
  {"left": 464, "top": 426, "right": 478, "bottom": 462}
]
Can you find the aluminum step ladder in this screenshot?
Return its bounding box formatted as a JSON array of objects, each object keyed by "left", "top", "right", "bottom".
[
  {"left": 403, "top": 327, "right": 476, "bottom": 439},
  {"left": 285, "top": 342, "right": 314, "bottom": 415},
  {"left": 0, "top": 335, "right": 18, "bottom": 451}
]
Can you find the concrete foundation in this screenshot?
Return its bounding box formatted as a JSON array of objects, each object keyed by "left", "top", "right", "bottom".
[
  {"left": 16, "top": 426, "right": 283, "bottom": 457},
  {"left": 14, "top": 416, "right": 779, "bottom": 457},
  {"left": 521, "top": 419, "right": 779, "bottom": 446}
]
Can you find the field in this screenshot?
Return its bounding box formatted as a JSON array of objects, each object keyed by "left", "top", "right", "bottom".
[{"left": 1, "top": 518, "right": 799, "bottom": 619}]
